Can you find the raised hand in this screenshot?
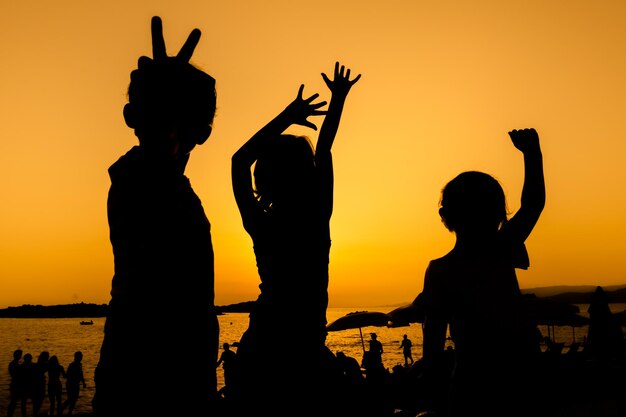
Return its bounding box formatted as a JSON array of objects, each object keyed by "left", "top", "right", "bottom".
[
  {"left": 151, "top": 16, "right": 201, "bottom": 62},
  {"left": 137, "top": 16, "right": 202, "bottom": 70},
  {"left": 508, "top": 128, "right": 541, "bottom": 154},
  {"left": 321, "top": 62, "right": 361, "bottom": 98},
  {"left": 283, "top": 84, "right": 327, "bottom": 131},
  {"left": 506, "top": 127, "right": 545, "bottom": 241}
]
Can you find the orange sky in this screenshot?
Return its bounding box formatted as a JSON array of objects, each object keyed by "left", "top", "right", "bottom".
[{"left": 1, "top": 1, "right": 625, "bottom": 308}]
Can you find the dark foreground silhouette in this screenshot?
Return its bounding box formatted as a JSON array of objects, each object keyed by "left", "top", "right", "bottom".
[
  {"left": 419, "top": 128, "right": 546, "bottom": 417},
  {"left": 92, "top": 16, "right": 219, "bottom": 417},
  {"left": 230, "top": 62, "right": 360, "bottom": 417}
]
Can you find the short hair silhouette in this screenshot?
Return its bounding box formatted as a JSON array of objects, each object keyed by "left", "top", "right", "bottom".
[{"left": 123, "top": 59, "right": 216, "bottom": 147}]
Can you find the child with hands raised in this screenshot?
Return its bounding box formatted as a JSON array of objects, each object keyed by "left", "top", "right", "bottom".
[{"left": 231, "top": 62, "right": 360, "bottom": 416}]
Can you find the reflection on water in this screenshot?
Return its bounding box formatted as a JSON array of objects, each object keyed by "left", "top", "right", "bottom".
[{"left": 0, "top": 304, "right": 623, "bottom": 415}]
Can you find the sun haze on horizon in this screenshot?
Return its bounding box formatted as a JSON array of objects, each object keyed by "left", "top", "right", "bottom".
[{"left": 1, "top": 1, "right": 625, "bottom": 309}]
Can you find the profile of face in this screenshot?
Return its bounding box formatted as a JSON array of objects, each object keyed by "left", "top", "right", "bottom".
[{"left": 124, "top": 59, "right": 216, "bottom": 161}]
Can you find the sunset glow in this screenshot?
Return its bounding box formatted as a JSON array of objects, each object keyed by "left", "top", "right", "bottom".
[{"left": 1, "top": 1, "right": 625, "bottom": 308}]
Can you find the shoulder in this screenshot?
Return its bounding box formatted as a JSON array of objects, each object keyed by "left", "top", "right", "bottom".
[
  {"left": 422, "top": 252, "right": 459, "bottom": 309},
  {"left": 108, "top": 146, "right": 142, "bottom": 180},
  {"left": 424, "top": 252, "right": 456, "bottom": 284}
]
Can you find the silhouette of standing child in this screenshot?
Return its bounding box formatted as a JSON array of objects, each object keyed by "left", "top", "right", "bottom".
[
  {"left": 63, "top": 351, "right": 86, "bottom": 416},
  {"left": 47, "top": 355, "right": 66, "bottom": 417},
  {"left": 93, "top": 16, "right": 219, "bottom": 417},
  {"left": 421, "top": 128, "right": 545, "bottom": 417},
  {"left": 231, "top": 62, "right": 360, "bottom": 416}
]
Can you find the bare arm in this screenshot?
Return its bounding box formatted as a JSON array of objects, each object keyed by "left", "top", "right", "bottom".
[
  {"left": 504, "top": 128, "right": 546, "bottom": 243},
  {"left": 232, "top": 85, "right": 326, "bottom": 231},
  {"left": 422, "top": 315, "right": 448, "bottom": 362},
  {"left": 316, "top": 62, "right": 361, "bottom": 219}
]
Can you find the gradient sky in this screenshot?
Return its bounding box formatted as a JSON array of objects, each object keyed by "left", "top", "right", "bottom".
[{"left": 1, "top": 1, "right": 625, "bottom": 308}]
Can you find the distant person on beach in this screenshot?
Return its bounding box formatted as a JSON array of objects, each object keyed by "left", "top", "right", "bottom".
[
  {"left": 363, "top": 333, "right": 386, "bottom": 383},
  {"left": 32, "top": 351, "right": 49, "bottom": 417},
  {"left": 421, "top": 128, "right": 546, "bottom": 417},
  {"left": 6, "top": 349, "right": 23, "bottom": 417},
  {"left": 216, "top": 342, "right": 238, "bottom": 399},
  {"left": 231, "top": 62, "right": 360, "bottom": 415},
  {"left": 586, "top": 286, "right": 624, "bottom": 360},
  {"left": 92, "top": 16, "right": 219, "bottom": 417},
  {"left": 368, "top": 333, "right": 384, "bottom": 364},
  {"left": 63, "top": 351, "right": 86, "bottom": 416},
  {"left": 47, "top": 355, "right": 66, "bottom": 417},
  {"left": 400, "top": 334, "right": 414, "bottom": 367}
]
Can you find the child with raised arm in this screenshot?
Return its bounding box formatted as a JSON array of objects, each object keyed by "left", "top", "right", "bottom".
[
  {"left": 421, "top": 128, "right": 545, "bottom": 417},
  {"left": 231, "top": 62, "right": 360, "bottom": 416}
]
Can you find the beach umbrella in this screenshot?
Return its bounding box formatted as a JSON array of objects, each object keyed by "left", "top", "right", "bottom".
[
  {"left": 326, "top": 310, "right": 391, "bottom": 353},
  {"left": 387, "top": 293, "right": 426, "bottom": 327}
]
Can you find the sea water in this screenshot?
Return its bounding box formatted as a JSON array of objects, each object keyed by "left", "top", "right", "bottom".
[{"left": 0, "top": 305, "right": 620, "bottom": 416}]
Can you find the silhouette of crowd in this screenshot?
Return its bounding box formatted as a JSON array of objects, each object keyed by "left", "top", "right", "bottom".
[{"left": 6, "top": 350, "right": 86, "bottom": 417}]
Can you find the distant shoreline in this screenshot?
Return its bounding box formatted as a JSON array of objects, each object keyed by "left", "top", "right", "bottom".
[
  {"left": 1, "top": 285, "right": 626, "bottom": 318},
  {"left": 0, "top": 302, "right": 109, "bottom": 318},
  {"left": 0, "top": 300, "right": 257, "bottom": 318}
]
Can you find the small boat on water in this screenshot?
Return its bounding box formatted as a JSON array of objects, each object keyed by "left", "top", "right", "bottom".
[{"left": 80, "top": 320, "right": 94, "bottom": 325}]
